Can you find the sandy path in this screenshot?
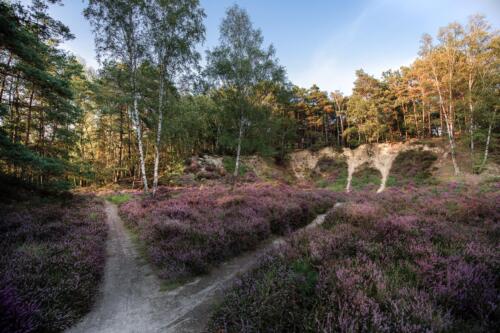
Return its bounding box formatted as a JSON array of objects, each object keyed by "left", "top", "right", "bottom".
[{"left": 67, "top": 201, "right": 336, "bottom": 333}]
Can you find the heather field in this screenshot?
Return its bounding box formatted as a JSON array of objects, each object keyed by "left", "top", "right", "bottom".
[
  {"left": 0, "top": 195, "right": 107, "bottom": 333},
  {"left": 208, "top": 181, "right": 500, "bottom": 332},
  {"left": 120, "top": 183, "right": 339, "bottom": 282},
  {"left": 2, "top": 0, "right": 500, "bottom": 332}
]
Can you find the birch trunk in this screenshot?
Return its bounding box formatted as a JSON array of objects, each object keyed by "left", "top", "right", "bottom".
[
  {"left": 153, "top": 73, "right": 165, "bottom": 196},
  {"left": 234, "top": 116, "right": 243, "bottom": 177},
  {"left": 131, "top": 95, "right": 149, "bottom": 192},
  {"left": 430, "top": 61, "right": 460, "bottom": 175},
  {"left": 480, "top": 108, "right": 496, "bottom": 171},
  {"left": 468, "top": 75, "right": 475, "bottom": 157}
]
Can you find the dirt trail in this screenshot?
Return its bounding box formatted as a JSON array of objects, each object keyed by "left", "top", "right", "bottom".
[{"left": 67, "top": 201, "right": 336, "bottom": 333}]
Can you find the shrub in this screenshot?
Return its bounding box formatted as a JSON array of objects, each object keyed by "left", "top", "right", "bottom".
[
  {"left": 313, "top": 157, "right": 348, "bottom": 192},
  {"left": 390, "top": 149, "right": 438, "bottom": 186},
  {"left": 0, "top": 195, "right": 107, "bottom": 332},
  {"left": 351, "top": 163, "right": 382, "bottom": 191},
  {"left": 120, "top": 183, "right": 339, "bottom": 282},
  {"left": 208, "top": 183, "right": 500, "bottom": 332},
  {"left": 223, "top": 156, "right": 249, "bottom": 176}
]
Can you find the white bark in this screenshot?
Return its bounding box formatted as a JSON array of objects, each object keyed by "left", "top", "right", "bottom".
[
  {"left": 153, "top": 74, "right": 164, "bottom": 196},
  {"left": 123, "top": 13, "right": 148, "bottom": 193},
  {"left": 481, "top": 108, "right": 496, "bottom": 171},
  {"left": 468, "top": 75, "right": 475, "bottom": 156},
  {"left": 430, "top": 62, "right": 460, "bottom": 175},
  {"left": 130, "top": 96, "right": 149, "bottom": 192},
  {"left": 234, "top": 116, "right": 243, "bottom": 177}
]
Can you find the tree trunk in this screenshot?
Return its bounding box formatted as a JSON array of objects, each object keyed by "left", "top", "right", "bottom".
[
  {"left": 431, "top": 62, "right": 459, "bottom": 175},
  {"left": 444, "top": 114, "right": 460, "bottom": 175},
  {"left": 421, "top": 100, "right": 426, "bottom": 137},
  {"left": 448, "top": 69, "right": 459, "bottom": 176},
  {"left": 427, "top": 102, "right": 431, "bottom": 136},
  {"left": 131, "top": 95, "right": 148, "bottom": 192},
  {"left": 234, "top": 116, "right": 244, "bottom": 177},
  {"left": 468, "top": 75, "right": 474, "bottom": 158},
  {"left": 25, "top": 89, "right": 35, "bottom": 145},
  {"left": 439, "top": 108, "right": 444, "bottom": 137},
  {"left": 0, "top": 54, "right": 12, "bottom": 101},
  {"left": 118, "top": 105, "right": 124, "bottom": 180},
  {"left": 480, "top": 107, "right": 496, "bottom": 172},
  {"left": 336, "top": 113, "right": 340, "bottom": 146},
  {"left": 340, "top": 114, "right": 344, "bottom": 146},
  {"left": 412, "top": 101, "right": 419, "bottom": 138},
  {"left": 402, "top": 107, "right": 408, "bottom": 140},
  {"left": 153, "top": 73, "right": 165, "bottom": 196},
  {"left": 323, "top": 112, "right": 328, "bottom": 145}
]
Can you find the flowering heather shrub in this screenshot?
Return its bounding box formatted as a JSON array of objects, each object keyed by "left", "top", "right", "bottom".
[
  {"left": 0, "top": 195, "right": 107, "bottom": 333},
  {"left": 208, "top": 183, "right": 500, "bottom": 332},
  {"left": 120, "top": 183, "right": 338, "bottom": 282}
]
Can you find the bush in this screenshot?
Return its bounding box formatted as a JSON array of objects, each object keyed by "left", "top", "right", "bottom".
[
  {"left": 0, "top": 195, "right": 107, "bottom": 332},
  {"left": 208, "top": 183, "right": 500, "bottom": 332},
  {"left": 120, "top": 183, "right": 339, "bottom": 282},
  {"left": 390, "top": 149, "right": 438, "bottom": 186},
  {"left": 313, "top": 157, "right": 348, "bottom": 192},
  {"left": 223, "top": 156, "right": 249, "bottom": 176},
  {"left": 351, "top": 163, "right": 382, "bottom": 191}
]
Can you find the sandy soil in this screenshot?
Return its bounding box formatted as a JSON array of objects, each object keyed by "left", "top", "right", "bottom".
[{"left": 67, "top": 201, "right": 336, "bottom": 333}]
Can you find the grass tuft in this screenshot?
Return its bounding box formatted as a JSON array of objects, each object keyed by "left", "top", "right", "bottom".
[{"left": 106, "top": 193, "right": 132, "bottom": 205}]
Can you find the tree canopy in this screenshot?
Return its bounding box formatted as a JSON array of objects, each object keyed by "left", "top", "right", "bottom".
[{"left": 1, "top": 1, "right": 498, "bottom": 191}]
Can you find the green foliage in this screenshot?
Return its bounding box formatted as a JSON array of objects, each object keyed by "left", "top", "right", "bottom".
[
  {"left": 2, "top": 1, "right": 498, "bottom": 191},
  {"left": 0, "top": 1, "right": 87, "bottom": 190},
  {"left": 291, "top": 259, "right": 318, "bottom": 296},
  {"left": 351, "top": 164, "right": 382, "bottom": 190},
  {"left": 389, "top": 149, "right": 438, "bottom": 186},
  {"left": 205, "top": 5, "right": 285, "bottom": 175},
  {"left": 313, "top": 157, "right": 348, "bottom": 192},
  {"left": 0, "top": 130, "right": 71, "bottom": 191},
  {"left": 222, "top": 156, "right": 248, "bottom": 176}
]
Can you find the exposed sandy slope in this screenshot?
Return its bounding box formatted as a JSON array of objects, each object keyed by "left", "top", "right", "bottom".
[
  {"left": 290, "top": 142, "right": 443, "bottom": 192},
  {"left": 67, "top": 201, "right": 336, "bottom": 333}
]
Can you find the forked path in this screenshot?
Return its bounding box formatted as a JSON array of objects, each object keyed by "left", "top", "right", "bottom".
[{"left": 68, "top": 201, "right": 338, "bottom": 333}]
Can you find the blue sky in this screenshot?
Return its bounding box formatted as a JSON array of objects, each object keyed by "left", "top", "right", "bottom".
[{"left": 20, "top": 0, "right": 500, "bottom": 93}]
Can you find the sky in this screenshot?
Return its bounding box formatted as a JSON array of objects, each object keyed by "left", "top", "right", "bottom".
[{"left": 19, "top": 0, "right": 500, "bottom": 94}]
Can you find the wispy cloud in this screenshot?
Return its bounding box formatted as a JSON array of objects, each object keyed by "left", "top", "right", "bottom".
[
  {"left": 290, "top": 0, "right": 409, "bottom": 94},
  {"left": 288, "top": 0, "right": 499, "bottom": 94}
]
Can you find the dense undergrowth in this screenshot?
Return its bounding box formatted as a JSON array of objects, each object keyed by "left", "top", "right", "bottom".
[
  {"left": 313, "top": 157, "right": 348, "bottom": 192},
  {"left": 388, "top": 149, "right": 438, "bottom": 186},
  {"left": 208, "top": 182, "right": 500, "bottom": 332},
  {"left": 351, "top": 163, "right": 382, "bottom": 191},
  {"left": 120, "top": 183, "right": 338, "bottom": 282},
  {"left": 0, "top": 194, "right": 107, "bottom": 333}
]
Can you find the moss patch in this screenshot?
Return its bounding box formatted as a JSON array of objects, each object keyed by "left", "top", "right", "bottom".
[{"left": 106, "top": 193, "right": 132, "bottom": 205}]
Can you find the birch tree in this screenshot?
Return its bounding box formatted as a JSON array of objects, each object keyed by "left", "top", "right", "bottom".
[
  {"left": 85, "top": 0, "right": 150, "bottom": 192},
  {"left": 463, "top": 15, "right": 491, "bottom": 158},
  {"left": 206, "top": 5, "right": 284, "bottom": 177},
  {"left": 420, "top": 29, "right": 463, "bottom": 175},
  {"left": 145, "top": 0, "right": 205, "bottom": 195},
  {"left": 479, "top": 33, "right": 500, "bottom": 171}
]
